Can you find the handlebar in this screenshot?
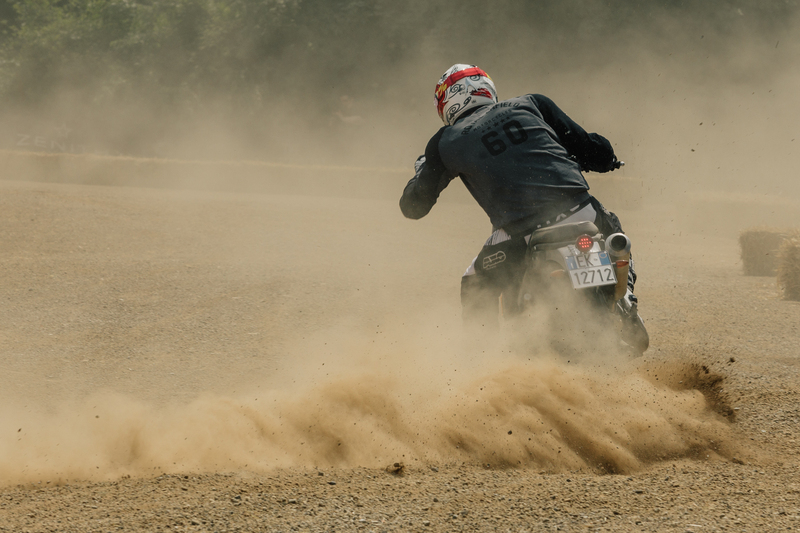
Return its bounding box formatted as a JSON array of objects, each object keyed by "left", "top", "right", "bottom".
[{"left": 572, "top": 155, "right": 625, "bottom": 172}]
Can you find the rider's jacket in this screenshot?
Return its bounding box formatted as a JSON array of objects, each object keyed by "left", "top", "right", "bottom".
[{"left": 400, "top": 94, "right": 616, "bottom": 236}]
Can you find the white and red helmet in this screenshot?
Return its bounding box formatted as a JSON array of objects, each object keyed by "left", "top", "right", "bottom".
[{"left": 434, "top": 64, "right": 498, "bottom": 126}]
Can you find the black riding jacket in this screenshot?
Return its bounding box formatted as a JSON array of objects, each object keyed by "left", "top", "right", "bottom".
[{"left": 400, "top": 94, "right": 616, "bottom": 236}]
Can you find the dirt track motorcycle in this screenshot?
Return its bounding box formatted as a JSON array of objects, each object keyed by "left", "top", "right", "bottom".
[{"left": 509, "top": 165, "right": 650, "bottom": 356}]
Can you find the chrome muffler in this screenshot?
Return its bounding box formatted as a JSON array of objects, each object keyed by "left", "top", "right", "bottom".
[{"left": 605, "top": 233, "right": 631, "bottom": 301}]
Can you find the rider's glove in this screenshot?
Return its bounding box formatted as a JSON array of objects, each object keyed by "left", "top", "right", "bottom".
[
  {"left": 578, "top": 134, "right": 618, "bottom": 173},
  {"left": 602, "top": 156, "right": 621, "bottom": 173}
]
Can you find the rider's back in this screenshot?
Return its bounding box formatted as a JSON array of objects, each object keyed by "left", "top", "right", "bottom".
[{"left": 438, "top": 95, "right": 589, "bottom": 233}]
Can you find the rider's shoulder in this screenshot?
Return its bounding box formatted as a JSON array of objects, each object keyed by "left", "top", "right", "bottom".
[
  {"left": 526, "top": 94, "right": 560, "bottom": 107},
  {"left": 427, "top": 125, "right": 448, "bottom": 142},
  {"left": 494, "top": 94, "right": 545, "bottom": 108},
  {"left": 524, "top": 93, "right": 553, "bottom": 103},
  {"left": 424, "top": 126, "right": 448, "bottom": 155}
]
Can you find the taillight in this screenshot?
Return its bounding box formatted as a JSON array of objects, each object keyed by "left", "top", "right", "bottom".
[{"left": 576, "top": 234, "right": 593, "bottom": 252}]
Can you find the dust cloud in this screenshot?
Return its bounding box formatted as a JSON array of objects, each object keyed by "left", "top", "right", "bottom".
[{"left": 0, "top": 309, "right": 743, "bottom": 486}]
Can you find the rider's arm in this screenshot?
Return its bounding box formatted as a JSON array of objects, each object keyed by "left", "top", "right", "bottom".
[
  {"left": 530, "top": 94, "right": 617, "bottom": 173},
  {"left": 399, "top": 128, "right": 453, "bottom": 219}
]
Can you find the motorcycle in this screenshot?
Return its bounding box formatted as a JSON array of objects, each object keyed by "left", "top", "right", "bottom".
[{"left": 508, "top": 163, "right": 650, "bottom": 356}]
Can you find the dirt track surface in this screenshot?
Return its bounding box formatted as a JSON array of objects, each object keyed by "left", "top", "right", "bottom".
[{"left": 1, "top": 178, "right": 799, "bottom": 532}]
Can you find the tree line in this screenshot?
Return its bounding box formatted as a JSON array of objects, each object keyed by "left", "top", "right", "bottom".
[{"left": 0, "top": 0, "right": 795, "bottom": 157}]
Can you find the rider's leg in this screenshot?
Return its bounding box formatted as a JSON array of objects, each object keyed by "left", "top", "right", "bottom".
[
  {"left": 460, "top": 232, "right": 528, "bottom": 328},
  {"left": 461, "top": 272, "right": 503, "bottom": 328}
]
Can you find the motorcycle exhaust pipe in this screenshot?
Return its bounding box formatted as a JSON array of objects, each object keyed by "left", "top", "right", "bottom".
[{"left": 606, "top": 233, "right": 631, "bottom": 301}]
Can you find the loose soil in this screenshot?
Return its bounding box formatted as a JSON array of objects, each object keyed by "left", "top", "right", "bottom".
[{"left": 1, "top": 179, "right": 798, "bottom": 532}]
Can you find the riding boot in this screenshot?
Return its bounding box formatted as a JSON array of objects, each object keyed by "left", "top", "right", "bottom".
[{"left": 617, "top": 289, "right": 649, "bottom": 355}]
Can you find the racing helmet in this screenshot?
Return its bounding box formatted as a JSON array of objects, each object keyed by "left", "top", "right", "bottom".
[{"left": 434, "top": 64, "right": 497, "bottom": 126}]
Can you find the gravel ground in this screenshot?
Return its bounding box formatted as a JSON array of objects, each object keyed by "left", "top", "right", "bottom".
[{"left": 1, "top": 179, "right": 799, "bottom": 532}]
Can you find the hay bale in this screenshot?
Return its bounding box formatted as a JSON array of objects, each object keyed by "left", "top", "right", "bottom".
[
  {"left": 739, "top": 228, "right": 789, "bottom": 276},
  {"left": 777, "top": 233, "right": 800, "bottom": 301}
]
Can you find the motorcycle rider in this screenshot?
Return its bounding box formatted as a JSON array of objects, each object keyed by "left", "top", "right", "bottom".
[{"left": 400, "top": 64, "right": 646, "bottom": 347}]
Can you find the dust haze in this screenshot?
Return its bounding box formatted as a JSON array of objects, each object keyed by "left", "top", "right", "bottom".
[{"left": 1, "top": 1, "right": 797, "bottom": 486}]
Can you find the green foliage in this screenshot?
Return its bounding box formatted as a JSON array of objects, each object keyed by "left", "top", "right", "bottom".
[
  {"left": 0, "top": 0, "right": 797, "bottom": 154},
  {"left": 3, "top": 0, "right": 209, "bottom": 103},
  {"left": 1, "top": 0, "right": 435, "bottom": 112}
]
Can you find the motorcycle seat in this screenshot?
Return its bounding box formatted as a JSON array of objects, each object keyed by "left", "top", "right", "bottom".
[{"left": 527, "top": 221, "right": 600, "bottom": 246}]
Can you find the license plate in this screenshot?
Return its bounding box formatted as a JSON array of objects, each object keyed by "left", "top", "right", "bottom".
[{"left": 565, "top": 251, "right": 617, "bottom": 289}]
